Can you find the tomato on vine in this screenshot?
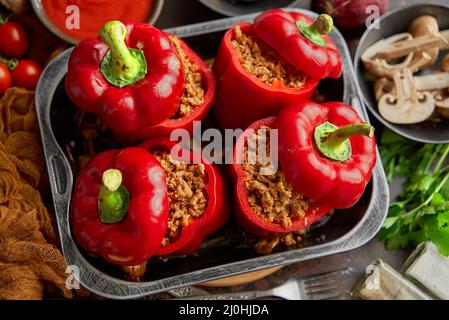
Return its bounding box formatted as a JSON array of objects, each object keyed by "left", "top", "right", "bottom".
[
  {"left": 0, "top": 63, "right": 12, "bottom": 94},
  {"left": 11, "top": 60, "right": 41, "bottom": 90},
  {"left": 0, "top": 21, "right": 29, "bottom": 58}
]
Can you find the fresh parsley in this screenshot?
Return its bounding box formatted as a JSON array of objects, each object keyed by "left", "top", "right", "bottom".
[{"left": 380, "top": 130, "right": 449, "bottom": 256}]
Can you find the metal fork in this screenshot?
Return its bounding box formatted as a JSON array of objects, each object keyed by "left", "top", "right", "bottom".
[
  {"left": 176, "top": 268, "right": 352, "bottom": 300},
  {"left": 167, "top": 286, "right": 210, "bottom": 298}
]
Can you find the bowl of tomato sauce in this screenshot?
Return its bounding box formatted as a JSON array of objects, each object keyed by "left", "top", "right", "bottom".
[{"left": 31, "top": 0, "right": 164, "bottom": 44}]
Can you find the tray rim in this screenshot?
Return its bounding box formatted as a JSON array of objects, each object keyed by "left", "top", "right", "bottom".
[{"left": 35, "top": 8, "right": 390, "bottom": 299}]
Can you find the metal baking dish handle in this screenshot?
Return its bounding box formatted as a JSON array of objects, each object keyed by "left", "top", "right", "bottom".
[
  {"left": 49, "top": 154, "right": 70, "bottom": 196},
  {"left": 35, "top": 48, "right": 76, "bottom": 265},
  {"left": 35, "top": 50, "right": 138, "bottom": 298}
]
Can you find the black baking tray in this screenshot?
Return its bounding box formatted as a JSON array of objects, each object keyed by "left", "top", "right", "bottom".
[{"left": 35, "top": 8, "right": 389, "bottom": 299}]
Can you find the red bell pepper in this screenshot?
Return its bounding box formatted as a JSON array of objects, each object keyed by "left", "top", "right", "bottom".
[
  {"left": 231, "top": 117, "right": 332, "bottom": 238},
  {"left": 66, "top": 21, "right": 184, "bottom": 133},
  {"left": 140, "top": 137, "right": 230, "bottom": 255},
  {"left": 253, "top": 9, "right": 342, "bottom": 79},
  {"left": 115, "top": 36, "right": 216, "bottom": 144},
  {"left": 275, "top": 101, "right": 377, "bottom": 209},
  {"left": 71, "top": 147, "right": 169, "bottom": 265},
  {"left": 213, "top": 23, "right": 320, "bottom": 130}
]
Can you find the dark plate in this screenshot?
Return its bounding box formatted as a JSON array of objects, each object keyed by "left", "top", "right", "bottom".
[
  {"left": 35, "top": 9, "right": 389, "bottom": 299},
  {"left": 354, "top": 4, "right": 449, "bottom": 144}
]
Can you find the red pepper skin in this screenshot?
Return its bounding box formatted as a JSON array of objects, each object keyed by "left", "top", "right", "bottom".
[
  {"left": 115, "top": 36, "right": 216, "bottom": 144},
  {"left": 140, "top": 137, "right": 230, "bottom": 255},
  {"left": 66, "top": 21, "right": 184, "bottom": 133},
  {"left": 275, "top": 101, "right": 377, "bottom": 209},
  {"left": 71, "top": 147, "right": 169, "bottom": 265},
  {"left": 213, "top": 23, "right": 319, "bottom": 130},
  {"left": 231, "top": 117, "right": 332, "bottom": 238},
  {"left": 253, "top": 9, "right": 342, "bottom": 79}
]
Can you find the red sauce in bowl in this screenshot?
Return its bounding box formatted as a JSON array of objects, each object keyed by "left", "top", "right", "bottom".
[{"left": 41, "top": 0, "right": 154, "bottom": 41}]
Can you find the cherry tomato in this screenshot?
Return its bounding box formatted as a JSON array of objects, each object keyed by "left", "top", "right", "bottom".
[
  {"left": 11, "top": 60, "right": 42, "bottom": 90},
  {"left": 0, "top": 22, "right": 29, "bottom": 58},
  {"left": 0, "top": 63, "right": 12, "bottom": 94}
]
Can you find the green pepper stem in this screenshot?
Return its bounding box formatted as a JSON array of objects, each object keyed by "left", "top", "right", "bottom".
[
  {"left": 296, "top": 14, "right": 334, "bottom": 47},
  {"left": 323, "top": 124, "right": 375, "bottom": 148},
  {"left": 98, "top": 169, "right": 129, "bottom": 224},
  {"left": 99, "top": 21, "right": 146, "bottom": 87},
  {"left": 102, "top": 169, "right": 122, "bottom": 192},
  {"left": 312, "top": 14, "right": 334, "bottom": 35}
]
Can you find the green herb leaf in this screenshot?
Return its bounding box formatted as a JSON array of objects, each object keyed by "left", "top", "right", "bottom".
[
  {"left": 383, "top": 216, "right": 399, "bottom": 229},
  {"left": 379, "top": 130, "right": 449, "bottom": 257},
  {"left": 427, "top": 227, "right": 449, "bottom": 256},
  {"left": 436, "top": 210, "right": 449, "bottom": 227},
  {"left": 378, "top": 218, "right": 400, "bottom": 241},
  {"left": 386, "top": 233, "right": 410, "bottom": 251}
]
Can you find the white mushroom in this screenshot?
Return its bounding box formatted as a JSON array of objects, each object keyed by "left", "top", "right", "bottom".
[
  {"left": 414, "top": 72, "right": 449, "bottom": 91},
  {"left": 362, "top": 33, "right": 432, "bottom": 77},
  {"left": 442, "top": 53, "right": 449, "bottom": 72},
  {"left": 374, "top": 34, "right": 441, "bottom": 61},
  {"left": 441, "top": 55, "right": 449, "bottom": 119},
  {"left": 408, "top": 52, "right": 433, "bottom": 74},
  {"left": 378, "top": 68, "right": 435, "bottom": 124},
  {"left": 432, "top": 77, "right": 449, "bottom": 119},
  {"left": 374, "top": 77, "right": 395, "bottom": 101},
  {"left": 435, "top": 95, "right": 449, "bottom": 119},
  {"left": 408, "top": 15, "right": 440, "bottom": 70},
  {"left": 362, "top": 33, "right": 414, "bottom": 77},
  {"left": 414, "top": 68, "right": 449, "bottom": 120},
  {"left": 441, "top": 30, "right": 449, "bottom": 50}
]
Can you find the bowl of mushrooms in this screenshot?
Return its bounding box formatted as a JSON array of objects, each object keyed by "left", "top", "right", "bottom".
[{"left": 355, "top": 4, "right": 449, "bottom": 143}]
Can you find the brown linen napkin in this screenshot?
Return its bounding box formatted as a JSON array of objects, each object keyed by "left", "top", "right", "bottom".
[{"left": 0, "top": 88, "right": 72, "bottom": 300}]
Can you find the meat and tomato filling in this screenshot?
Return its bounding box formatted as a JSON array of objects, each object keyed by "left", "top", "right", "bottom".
[
  {"left": 169, "top": 35, "right": 205, "bottom": 119},
  {"left": 232, "top": 26, "right": 307, "bottom": 88},
  {"left": 254, "top": 231, "right": 306, "bottom": 255},
  {"left": 153, "top": 150, "right": 208, "bottom": 246},
  {"left": 243, "top": 126, "right": 313, "bottom": 229}
]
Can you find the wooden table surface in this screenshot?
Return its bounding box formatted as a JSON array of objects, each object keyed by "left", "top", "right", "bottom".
[{"left": 147, "top": 0, "right": 448, "bottom": 300}]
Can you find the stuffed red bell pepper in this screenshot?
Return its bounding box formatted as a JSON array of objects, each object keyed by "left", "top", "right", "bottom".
[
  {"left": 213, "top": 9, "right": 342, "bottom": 130},
  {"left": 253, "top": 9, "right": 342, "bottom": 79},
  {"left": 140, "top": 137, "right": 230, "bottom": 255},
  {"left": 66, "top": 21, "right": 215, "bottom": 142},
  {"left": 275, "top": 101, "right": 377, "bottom": 209},
  {"left": 116, "top": 34, "right": 216, "bottom": 144},
  {"left": 230, "top": 117, "right": 333, "bottom": 247},
  {"left": 71, "top": 147, "right": 169, "bottom": 269}
]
